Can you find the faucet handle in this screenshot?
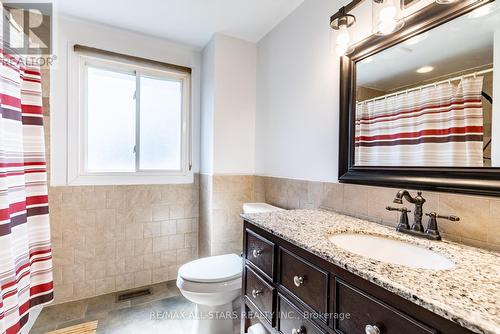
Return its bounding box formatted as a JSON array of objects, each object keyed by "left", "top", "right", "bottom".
[
  {"left": 387, "top": 206, "right": 411, "bottom": 230},
  {"left": 437, "top": 214, "right": 460, "bottom": 222},
  {"left": 425, "top": 212, "right": 460, "bottom": 222},
  {"left": 424, "top": 213, "right": 460, "bottom": 240},
  {"left": 386, "top": 206, "right": 411, "bottom": 213}
]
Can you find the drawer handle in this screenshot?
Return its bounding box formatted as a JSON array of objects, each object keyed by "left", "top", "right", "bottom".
[
  {"left": 365, "top": 325, "right": 380, "bottom": 334},
  {"left": 292, "top": 326, "right": 306, "bottom": 334},
  {"left": 251, "top": 288, "right": 263, "bottom": 298},
  {"left": 293, "top": 275, "right": 306, "bottom": 287},
  {"left": 252, "top": 249, "right": 262, "bottom": 258}
]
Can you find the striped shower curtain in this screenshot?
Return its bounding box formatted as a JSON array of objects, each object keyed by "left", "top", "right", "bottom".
[
  {"left": 0, "top": 51, "right": 53, "bottom": 333},
  {"left": 355, "top": 77, "right": 484, "bottom": 167}
]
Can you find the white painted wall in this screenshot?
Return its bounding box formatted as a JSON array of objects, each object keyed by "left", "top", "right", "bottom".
[
  {"left": 255, "top": 0, "right": 341, "bottom": 182},
  {"left": 213, "top": 34, "right": 256, "bottom": 175},
  {"left": 51, "top": 16, "right": 201, "bottom": 185},
  {"left": 255, "top": 0, "right": 441, "bottom": 182},
  {"left": 200, "top": 38, "right": 215, "bottom": 174},
  {"left": 492, "top": 29, "right": 500, "bottom": 166},
  {"left": 201, "top": 34, "right": 257, "bottom": 175}
]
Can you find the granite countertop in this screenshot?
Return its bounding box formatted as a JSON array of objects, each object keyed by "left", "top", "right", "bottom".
[{"left": 241, "top": 209, "right": 500, "bottom": 334}]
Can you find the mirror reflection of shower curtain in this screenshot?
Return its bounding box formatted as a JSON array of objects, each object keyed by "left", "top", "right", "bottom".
[{"left": 355, "top": 77, "right": 485, "bottom": 167}]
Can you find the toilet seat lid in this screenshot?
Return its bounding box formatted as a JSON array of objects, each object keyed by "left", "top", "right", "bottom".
[{"left": 178, "top": 254, "right": 242, "bottom": 283}]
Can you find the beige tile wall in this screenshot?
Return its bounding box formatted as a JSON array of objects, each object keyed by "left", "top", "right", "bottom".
[
  {"left": 48, "top": 183, "right": 199, "bottom": 304},
  {"left": 199, "top": 174, "right": 257, "bottom": 257},
  {"left": 42, "top": 73, "right": 199, "bottom": 305},
  {"left": 199, "top": 174, "right": 212, "bottom": 257},
  {"left": 258, "top": 176, "right": 500, "bottom": 252}
]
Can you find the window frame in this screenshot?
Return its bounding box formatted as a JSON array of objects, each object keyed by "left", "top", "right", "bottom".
[{"left": 68, "top": 52, "right": 192, "bottom": 185}]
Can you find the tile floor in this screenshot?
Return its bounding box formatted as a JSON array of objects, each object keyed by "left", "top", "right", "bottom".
[{"left": 30, "top": 281, "right": 241, "bottom": 334}]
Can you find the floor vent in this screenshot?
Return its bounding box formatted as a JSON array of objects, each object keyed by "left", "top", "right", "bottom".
[{"left": 117, "top": 288, "right": 151, "bottom": 301}]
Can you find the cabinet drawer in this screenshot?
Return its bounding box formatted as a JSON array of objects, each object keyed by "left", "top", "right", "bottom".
[
  {"left": 279, "top": 248, "right": 328, "bottom": 317},
  {"left": 245, "top": 266, "right": 275, "bottom": 324},
  {"left": 335, "top": 279, "right": 436, "bottom": 334},
  {"left": 278, "top": 294, "right": 326, "bottom": 334},
  {"left": 245, "top": 229, "right": 275, "bottom": 280}
]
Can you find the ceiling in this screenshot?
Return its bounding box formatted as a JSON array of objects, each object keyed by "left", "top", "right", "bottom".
[
  {"left": 57, "top": 0, "right": 304, "bottom": 48},
  {"left": 357, "top": 2, "right": 499, "bottom": 92}
]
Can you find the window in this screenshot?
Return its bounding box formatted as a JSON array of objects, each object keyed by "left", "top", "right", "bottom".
[{"left": 69, "top": 50, "right": 192, "bottom": 185}]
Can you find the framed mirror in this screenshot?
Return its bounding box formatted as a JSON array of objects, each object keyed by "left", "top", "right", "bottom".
[
  {"left": 339, "top": 0, "right": 500, "bottom": 196},
  {"left": 404, "top": 0, "right": 421, "bottom": 6}
]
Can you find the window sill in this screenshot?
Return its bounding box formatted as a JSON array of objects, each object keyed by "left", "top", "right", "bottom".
[{"left": 67, "top": 172, "right": 194, "bottom": 186}]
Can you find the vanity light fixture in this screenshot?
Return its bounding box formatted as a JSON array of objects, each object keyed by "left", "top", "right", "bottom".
[
  {"left": 330, "top": 6, "right": 356, "bottom": 56},
  {"left": 372, "top": 0, "right": 405, "bottom": 36},
  {"left": 435, "top": 0, "right": 459, "bottom": 4},
  {"left": 416, "top": 65, "right": 434, "bottom": 73}
]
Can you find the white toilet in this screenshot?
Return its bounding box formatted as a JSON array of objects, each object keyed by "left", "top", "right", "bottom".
[
  {"left": 177, "top": 254, "right": 242, "bottom": 334},
  {"left": 177, "top": 203, "right": 283, "bottom": 334}
]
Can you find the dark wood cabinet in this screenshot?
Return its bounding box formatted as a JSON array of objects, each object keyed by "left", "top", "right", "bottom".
[
  {"left": 244, "top": 265, "right": 276, "bottom": 325},
  {"left": 279, "top": 247, "right": 329, "bottom": 322},
  {"left": 334, "top": 279, "right": 436, "bottom": 334},
  {"left": 242, "top": 220, "right": 476, "bottom": 334},
  {"left": 277, "top": 294, "right": 326, "bottom": 334},
  {"left": 245, "top": 228, "right": 276, "bottom": 281}
]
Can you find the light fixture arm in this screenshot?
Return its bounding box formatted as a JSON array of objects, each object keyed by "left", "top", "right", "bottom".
[
  {"left": 330, "top": 9, "right": 356, "bottom": 30},
  {"left": 330, "top": 0, "right": 364, "bottom": 26}
]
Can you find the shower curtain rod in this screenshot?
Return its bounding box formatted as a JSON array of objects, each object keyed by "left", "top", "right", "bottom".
[{"left": 360, "top": 67, "right": 493, "bottom": 104}]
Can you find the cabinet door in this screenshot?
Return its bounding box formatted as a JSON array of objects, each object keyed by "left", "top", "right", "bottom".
[
  {"left": 278, "top": 294, "right": 326, "bottom": 334},
  {"left": 246, "top": 229, "right": 275, "bottom": 280},
  {"left": 334, "top": 279, "right": 437, "bottom": 334},
  {"left": 279, "top": 247, "right": 328, "bottom": 318},
  {"left": 244, "top": 266, "right": 276, "bottom": 325}
]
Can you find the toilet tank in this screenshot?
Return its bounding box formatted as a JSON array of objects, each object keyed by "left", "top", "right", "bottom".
[{"left": 242, "top": 203, "right": 284, "bottom": 214}]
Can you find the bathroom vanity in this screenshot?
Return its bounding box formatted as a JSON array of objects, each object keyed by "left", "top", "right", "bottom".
[{"left": 240, "top": 209, "right": 500, "bottom": 334}]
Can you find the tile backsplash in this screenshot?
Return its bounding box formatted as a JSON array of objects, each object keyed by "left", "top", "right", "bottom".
[{"left": 257, "top": 176, "right": 500, "bottom": 252}]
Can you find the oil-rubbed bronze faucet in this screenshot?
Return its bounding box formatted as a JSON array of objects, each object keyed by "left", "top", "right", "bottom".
[
  {"left": 387, "top": 190, "right": 459, "bottom": 241},
  {"left": 393, "top": 190, "right": 426, "bottom": 232}
]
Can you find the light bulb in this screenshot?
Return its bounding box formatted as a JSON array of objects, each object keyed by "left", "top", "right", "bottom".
[
  {"left": 373, "top": 0, "right": 404, "bottom": 35},
  {"left": 377, "top": 19, "right": 398, "bottom": 35},
  {"left": 336, "top": 24, "right": 350, "bottom": 45},
  {"left": 379, "top": 5, "right": 397, "bottom": 22}
]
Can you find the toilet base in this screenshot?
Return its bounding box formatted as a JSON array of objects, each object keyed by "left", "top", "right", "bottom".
[{"left": 191, "top": 302, "right": 235, "bottom": 334}]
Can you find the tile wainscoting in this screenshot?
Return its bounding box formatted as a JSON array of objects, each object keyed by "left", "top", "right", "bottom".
[
  {"left": 200, "top": 174, "right": 260, "bottom": 257},
  {"left": 48, "top": 182, "right": 199, "bottom": 304},
  {"left": 257, "top": 176, "right": 500, "bottom": 252}
]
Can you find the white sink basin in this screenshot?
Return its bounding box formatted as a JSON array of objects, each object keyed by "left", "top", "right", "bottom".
[{"left": 329, "top": 234, "right": 455, "bottom": 270}]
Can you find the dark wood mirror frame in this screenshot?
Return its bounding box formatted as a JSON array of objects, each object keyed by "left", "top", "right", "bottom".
[{"left": 339, "top": 0, "right": 499, "bottom": 197}]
